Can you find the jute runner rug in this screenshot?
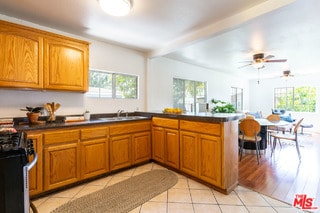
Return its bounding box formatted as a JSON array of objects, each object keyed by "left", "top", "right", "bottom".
[{"left": 51, "top": 169, "right": 178, "bottom": 213}]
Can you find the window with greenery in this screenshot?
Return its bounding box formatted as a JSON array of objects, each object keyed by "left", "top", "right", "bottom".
[
  {"left": 231, "top": 87, "right": 243, "bottom": 110},
  {"left": 274, "top": 86, "right": 316, "bottom": 112},
  {"left": 274, "top": 87, "right": 294, "bottom": 110},
  {"left": 87, "top": 70, "right": 138, "bottom": 99},
  {"left": 173, "top": 78, "right": 207, "bottom": 112}
]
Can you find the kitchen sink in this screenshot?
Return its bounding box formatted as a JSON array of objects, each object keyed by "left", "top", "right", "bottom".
[{"left": 98, "top": 116, "right": 148, "bottom": 121}]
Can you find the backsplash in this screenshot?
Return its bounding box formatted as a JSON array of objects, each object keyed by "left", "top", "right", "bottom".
[
  {"left": 0, "top": 89, "right": 85, "bottom": 118},
  {"left": 0, "top": 89, "right": 144, "bottom": 118}
]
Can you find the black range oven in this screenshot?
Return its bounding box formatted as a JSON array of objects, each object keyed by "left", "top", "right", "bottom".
[{"left": 0, "top": 130, "right": 38, "bottom": 213}]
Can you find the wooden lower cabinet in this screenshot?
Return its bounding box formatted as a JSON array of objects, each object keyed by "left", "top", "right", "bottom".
[
  {"left": 24, "top": 117, "right": 237, "bottom": 195},
  {"left": 109, "top": 134, "right": 132, "bottom": 171},
  {"left": 110, "top": 131, "right": 151, "bottom": 170},
  {"left": 180, "top": 131, "right": 198, "bottom": 176},
  {"left": 198, "top": 134, "right": 221, "bottom": 187},
  {"left": 180, "top": 131, "right": 222, "bottom": 186},
  {"left": 164, "top": 129, "right": 179, "bottom": 169},
  {"left": 180, "top": 119, "right": 223, "bottom": 188},
  {"left": 152, "top": 117, "right": 179, "bottom": 169},
  {"left": 27, "top": 132, "right": 43, "bottom": 196},
  {"left": 80, "top": 127, "right": 109, "bottom": 179},
  {"left": 152, "top": 126, "right": 165, "bottom": 163},
  {"left": 43, "top": 129, "right": 80, "bottom": 191},
  {"left": 80, "top": 139, "right": 108, "bottom": 179},
  {"left": 132, "top": 132, "right": 151, "bottom": 164},
  {"left": 109, "top": 121, "right": 151, "bottom": 171}
]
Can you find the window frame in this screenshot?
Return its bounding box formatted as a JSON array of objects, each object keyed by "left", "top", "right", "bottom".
[
  {"left": 274, "top": 86, "right": 316, "bottom": 112},
  {"left": 231, "top": 87, "right": 243, "bottom": 111},
  {"left": 87, "top": 69, "right": 138, "bottom": 99},
  {"left": 274, "top": 87, "right": 294, "bottom": 111},
  {"left": 173, "top": 78, "right": 207, "bottom": 112}
]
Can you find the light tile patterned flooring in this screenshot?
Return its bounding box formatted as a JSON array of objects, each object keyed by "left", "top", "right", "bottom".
[{"left": 32, "top": 163, "right": 305, "bottom": 213}]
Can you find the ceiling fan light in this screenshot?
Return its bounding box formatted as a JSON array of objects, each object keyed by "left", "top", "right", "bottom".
[
  {"left": 99, "top": 0, "right": 132, "bottom": 16},
  {"left": 252, "top": 62, "right": 264, "bottom": 69}
]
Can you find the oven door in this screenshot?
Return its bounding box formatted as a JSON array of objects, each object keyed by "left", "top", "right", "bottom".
[{"left": 0, "top": 149, "right": 28, "bottom": 213}]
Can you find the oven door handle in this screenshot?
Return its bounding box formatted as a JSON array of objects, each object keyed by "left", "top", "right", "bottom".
[{"left": 27, "top": 152, "right": 38, "bottom": 171}]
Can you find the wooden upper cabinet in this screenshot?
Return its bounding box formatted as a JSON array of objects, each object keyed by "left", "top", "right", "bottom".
[
  {"left": 0, "top": 21, "right": 43, "bottom": 89},
  {"left": 0, "top": 20, "right": 89, "bottom": 92},
  {"left": 43, "top": 36, "right": 89, "bottom": 92}
]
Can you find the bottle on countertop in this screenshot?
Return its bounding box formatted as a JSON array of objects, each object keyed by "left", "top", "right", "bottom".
[{"left": 84, "top": 110, "right": 90, "bottom": 121}]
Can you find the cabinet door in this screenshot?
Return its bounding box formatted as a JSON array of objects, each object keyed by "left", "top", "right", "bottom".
[
  {"left": 0, "top": 21, "right": 43, "bottom": 89},
  {"left": 43, "top": 37, "right": 88, "bottom": 92},
  {"left": 81, "top": 138, "right": 109, "bottom": 179},
  {"left": 27, "top": 133, "right": 43, "bottom": 196},
  {"left": 44, "top": 143, "right": 80, "bottom": 190},
  {"left": 165, "top": 129, "right": 179, "bottom": 169},
  {"left": 152, "top": 126, "right": 165, "bottom": 163},
  {"left": 109, "top": 135, "right": 132, "bottom": 171},
  {"left": 180, "top": 131, "right": 198, "bottom": 177},
  {"left": 132, "top": 132, "right": 151, "bottom": 164},
  {"left": 198, "top": 134, "right": 222, "bottom": 186}
]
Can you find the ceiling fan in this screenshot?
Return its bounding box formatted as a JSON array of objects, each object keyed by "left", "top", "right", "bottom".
[
  {"left": 281, "top": 70, "right": 294, "bottom": 78},
  {"left": 238, "top": 53, "right": 287, "bottom": 69}
]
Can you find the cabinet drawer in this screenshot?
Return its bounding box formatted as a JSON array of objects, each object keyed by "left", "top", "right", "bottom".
[
  {"left": 44, "top": 129, "right": 80, "bottom": 145},
  {"left": 110, "top": 121, "right": 151, "bottom": 135},
  {"left": 81, "top": 127, "right": 108, "bottom": 140},
  {"left": 152, "top": 117, "right": 179, "bottom": 129},
  {"left": 180, "top": 120, "right": 221, "bottom": 136}
]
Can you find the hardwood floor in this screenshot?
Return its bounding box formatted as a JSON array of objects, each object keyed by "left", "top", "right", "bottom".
[{"left": 239, "top": 131, "right": 320, "bottom": 207}]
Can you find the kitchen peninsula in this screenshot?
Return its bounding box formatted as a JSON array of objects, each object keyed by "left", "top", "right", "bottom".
[{"left": 14, "top": 112, "right": 244, "bottom": 196}]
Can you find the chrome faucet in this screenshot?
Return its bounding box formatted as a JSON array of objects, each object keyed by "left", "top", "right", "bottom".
[{"left": 117, "top": 109, "right": 124, "bottom": 118}]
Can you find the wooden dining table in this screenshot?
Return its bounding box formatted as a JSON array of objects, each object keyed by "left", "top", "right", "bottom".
[
  {"left": 255, "top": 118, "right": 290, "bottom": 127},
  {"left": 241, "top": 118, "right": 290, "bottom": 150}
]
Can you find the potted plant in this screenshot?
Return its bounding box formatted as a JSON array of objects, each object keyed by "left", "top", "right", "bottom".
[
  {"left": 21, "top": 106, "right": 43, "bottom": 124},
  {"left": 211, "top": 99, "right": 236, "bottom": 113}
]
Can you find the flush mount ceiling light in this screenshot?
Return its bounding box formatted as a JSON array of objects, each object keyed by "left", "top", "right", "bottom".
[{"left": 98, "top": 0, "right": 133, "bottom": 16}]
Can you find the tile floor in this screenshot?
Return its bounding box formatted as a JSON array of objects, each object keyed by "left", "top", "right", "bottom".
[{"left": 32, "top": 163, "right": 306, "bottom": 213}]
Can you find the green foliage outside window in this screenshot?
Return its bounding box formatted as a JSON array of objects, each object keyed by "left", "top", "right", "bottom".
[
  {"left": 274, "top": 86, "right": 316, "bottom": 112},
  {"left": 116, "top": 74, "right": 137, "bottom": 99},
  {"left": 173, "top": 78, "right": 207, "bottom": 112},
  {"left": 294, "top": 86, "right": 316, "bottom": 112},
  {"left": 87, "top": 70, "right": 138, "bottom": 99}
]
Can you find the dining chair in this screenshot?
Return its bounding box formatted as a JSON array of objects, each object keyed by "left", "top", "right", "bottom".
[
  {"left": 270, "top": 118, "right": 304, "bottom": 160},
  {"left": 266, "top": 114, "right": 281, "bottom": 146},
  {"left": 239, "top": 118, "right": 262, "bottom": 164}
]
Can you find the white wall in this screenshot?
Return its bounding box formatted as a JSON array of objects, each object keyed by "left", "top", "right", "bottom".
[
  {"left": 0, "top": 15, "right": 147, "bottom": 118},
  {"left": 84, "top": 40, "right": 147, "bottom": 114},
  {"left": 249, "top": 74, "right": 320, "bottom": 132},
  {"left": 147, "top": 57, "right": 249, "bottom": 112}
]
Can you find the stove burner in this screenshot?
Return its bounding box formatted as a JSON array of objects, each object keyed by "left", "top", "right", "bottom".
[{"left": 0, "top": 131, "right": 26, "bottom": 152}]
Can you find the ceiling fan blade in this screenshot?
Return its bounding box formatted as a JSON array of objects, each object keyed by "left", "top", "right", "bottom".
[
  {"left": 264, "top": 55, "right": 274, "bottom": 59},
  {"left": 238, "top": 63, "right": 252, "bottom": 69},
  {"left": 238, "top": 60, "right": 252, "bottom": 63},
  {"left": 265, "top": 59, "right": 287, "bottom": 63}
]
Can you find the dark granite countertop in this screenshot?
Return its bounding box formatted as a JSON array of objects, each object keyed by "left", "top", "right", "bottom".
[
  {"left": 13, "top": 111, "right": 245, "bottom": 132},
  {"left": 136, "top": 111, "right": 245, "bottom": 122}
]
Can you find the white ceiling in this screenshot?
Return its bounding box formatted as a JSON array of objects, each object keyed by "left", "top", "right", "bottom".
[{"left": 0, "top": 0, "right": 319, "bottom": 80}]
